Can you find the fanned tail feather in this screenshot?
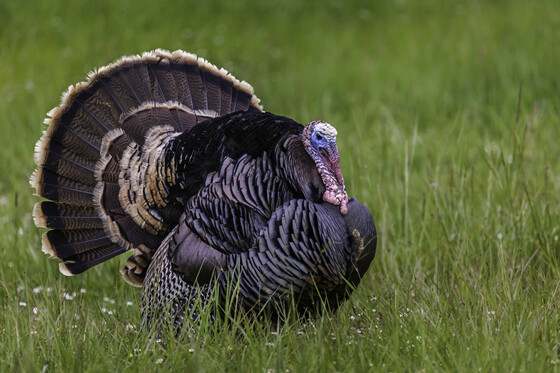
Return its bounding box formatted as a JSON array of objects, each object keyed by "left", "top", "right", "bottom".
[{"left": 31, "top": 49, "right": 263, "bottom": 284}]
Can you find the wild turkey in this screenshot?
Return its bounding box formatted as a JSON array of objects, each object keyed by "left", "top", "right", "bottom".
[{"left": 31, "top": 49, "right": 377, "bottom": 328}]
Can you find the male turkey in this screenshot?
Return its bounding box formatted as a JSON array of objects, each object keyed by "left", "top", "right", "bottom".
[{"left": 31, "top": 49, "right": 376, "bottom": 328}]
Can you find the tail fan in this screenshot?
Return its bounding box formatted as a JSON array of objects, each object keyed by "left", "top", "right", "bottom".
[{"left": 31, "top": 49, "right": 263, "bottom": 285}]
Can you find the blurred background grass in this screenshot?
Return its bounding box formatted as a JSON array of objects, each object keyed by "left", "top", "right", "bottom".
[{"left": 1, "top": 0, "right": 559, "bottom": 371}]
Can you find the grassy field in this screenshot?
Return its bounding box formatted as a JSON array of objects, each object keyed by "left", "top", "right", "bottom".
[{"left": 1, "top": 0, "right": 559, "bottom": 371}]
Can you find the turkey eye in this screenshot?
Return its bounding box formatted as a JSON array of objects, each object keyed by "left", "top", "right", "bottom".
[{"left": 316, "top": 134, "right": 323, "bottom": 141}]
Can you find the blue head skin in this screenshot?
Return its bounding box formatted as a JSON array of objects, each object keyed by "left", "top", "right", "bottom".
[{"left": 310, "top": 130, "right": 335, "bottom": 170}]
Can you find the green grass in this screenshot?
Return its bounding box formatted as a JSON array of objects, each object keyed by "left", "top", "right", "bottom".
[{"left": 1, "top": 0, "right": 559, "bottom": 371}]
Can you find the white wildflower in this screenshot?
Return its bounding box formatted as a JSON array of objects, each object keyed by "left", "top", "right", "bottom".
[
  {"left": 33, "top": 286, "right": 43, "bottom": 294},
  {"left": 19, "top": 301, "right": 27, "bottom": 307},
  {"left": 155, "top": 358, "right": 163, "bottom": 364},
  {"left": 63, "top": 292, "right": 75, "bottom": 300}
]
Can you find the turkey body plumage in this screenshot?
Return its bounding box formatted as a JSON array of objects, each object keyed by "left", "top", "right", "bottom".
[{"left": 31, "top": 50, "right": 377, "bottom": 329}]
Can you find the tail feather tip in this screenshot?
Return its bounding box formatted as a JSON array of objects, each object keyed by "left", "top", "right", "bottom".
[
  {"left": 29, "top": 169, "right": 39, "bottom": 190},
  {"left": 33, "top": 203, "right": 47, "bottom": 228},
  {"left": 59, "top": 263, "right": 74, "bottom": 277},
  {"left": 41, "top": 232, "right": 56, "bottom": 257}
]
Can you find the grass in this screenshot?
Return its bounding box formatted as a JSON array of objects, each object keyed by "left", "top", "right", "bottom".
[{"left": 1, "top": 0, "right": 559, "bottom": 371}]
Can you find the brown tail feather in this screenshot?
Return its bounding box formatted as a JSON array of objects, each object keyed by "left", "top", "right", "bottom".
[
  {"left": 59, "top": 244, "right": 127, "bottom": 275},
  {"left": 31, "top": 49, "right": 263, "bottom": 283},
  {"left": 34, "top": 169, "right": 95, "bottom": 206},
  {"left": 34, "top": 202, "right": 103, "bottom": 230},
  {"left": 44, "top": 229, "right": 115, "bottom": 259},
  {"left": 40, "top": 150, "right": 97, "bottom": 186},
  {"left": 147, "top": 61, "right": 178, "bottom": 102}
]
